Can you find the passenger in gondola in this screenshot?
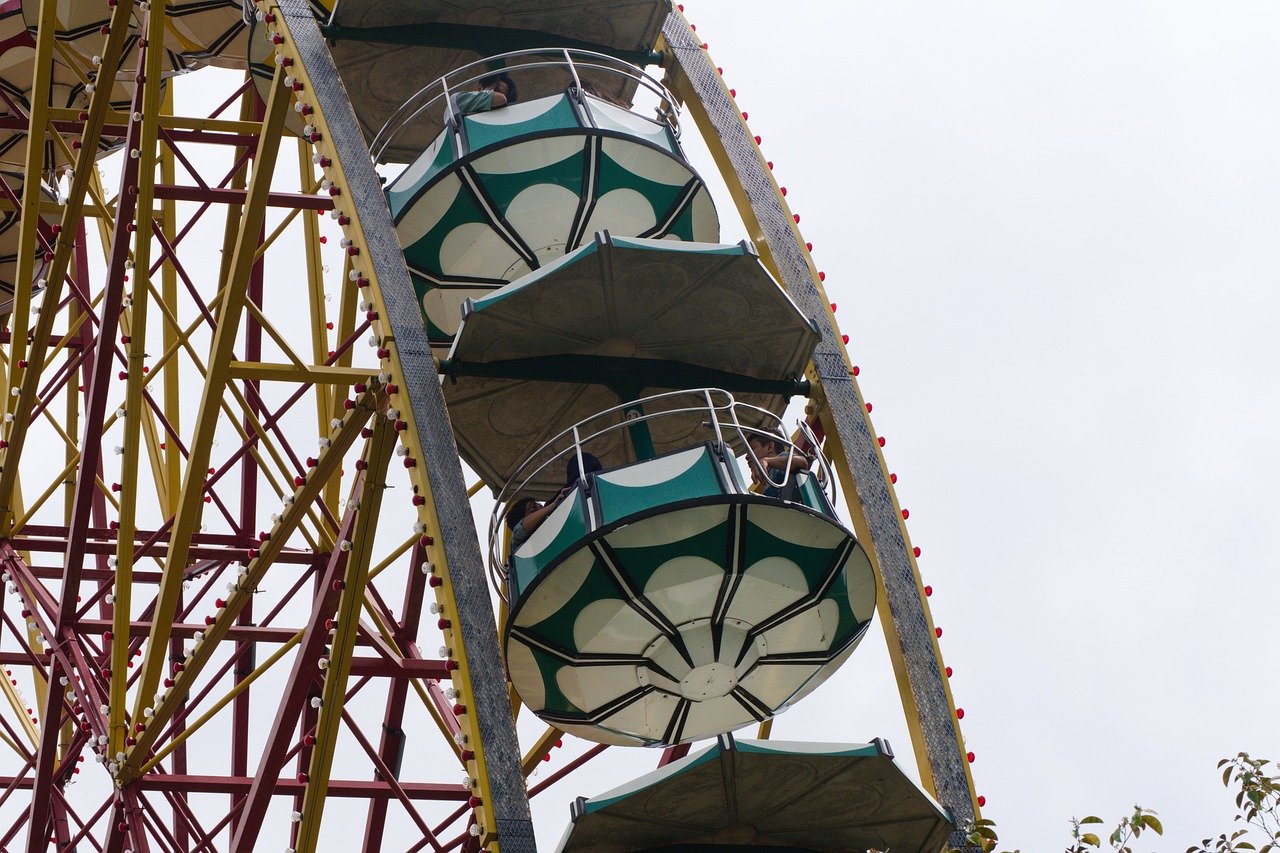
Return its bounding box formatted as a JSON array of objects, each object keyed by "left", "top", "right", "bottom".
[
  {"left": 453, "top": 72, "right": 518, "bottom": 115},
  {"left": 747, "top": 429, "right": 813, "bottom": 501},
  {"left": 504, "top": 494, "right": 560, "bottom": 554},
  {"left": 564, "top": 452, "right": 602, "bottom": 488}
]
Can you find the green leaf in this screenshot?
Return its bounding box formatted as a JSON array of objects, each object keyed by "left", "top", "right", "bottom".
[
  {"left": 1081, "top": 833, "right": 1101, "bottom": 847},
  {"left": 1081, "top": 817, "right": 1105, "bottom": 825},
  {"left": 1142, "top": 815, "right": 1164, "bottom": 835}
]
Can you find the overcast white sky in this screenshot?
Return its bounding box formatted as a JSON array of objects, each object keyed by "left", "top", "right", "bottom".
[{"left": 668, "top": 2, "right": 1280, "bottom": 849}]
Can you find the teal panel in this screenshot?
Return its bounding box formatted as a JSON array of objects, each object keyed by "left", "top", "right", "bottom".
[
  {"left": 796, "top": 471, "right": 833, "bottom": 517},
  {"left": 509, "top": 490, "right": 589, "bottom": 601},
  {"left": 517, "top": 558, "right": 617, "bottom": 658},
  {"left": 475, "top": 146, "right": 587, "bottom": 216},
  {"left": 595, "top": 153, "right": 690, "bottom": 227},
  {"left": 463, "top": 95, "right": 581, "bottom": 152},
  {"left": 604, "top": 514, "right": 732, "bottom": 595},
  {"left": 518, "top": 639, "right": 580, "bottom": 714},
  {"left": 659, "top": 195, "right": 698, "bottom": 241},
  {"left": 596, "top": 449, "right": 725, "bottom": 526},
  {"left": 741, "top": 513, "right": 844, "bottom": 592},
  {"left": 386, "top": 136, "right": 456, "bottom": 216},
  {"left": 586, "top": 102, "right": 676, "bottom": 154},
  {"left": 398, "top": 183, "right": 492, "bottom": 277}
]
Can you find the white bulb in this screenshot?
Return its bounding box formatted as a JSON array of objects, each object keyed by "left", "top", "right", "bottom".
[{"left": 310, "top": 697, "right": 322, "bottom": 708}]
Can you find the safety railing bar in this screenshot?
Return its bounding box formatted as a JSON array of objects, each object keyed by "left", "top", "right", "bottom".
[{"left": 371, "top": 47, "right": 681, "bottom": 163}]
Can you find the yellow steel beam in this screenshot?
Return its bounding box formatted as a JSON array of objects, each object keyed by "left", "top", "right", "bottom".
[
  {"left": 160, "top": 84, "right": 181, "bottom": 516},
  {"left": 130, "top": 65, "right": 291, "bottom": 721},
  {"left": 364, "top": 532, "right": 418, "bottom": 583},
  {"left": 137, "top": 632, "right": 303, "bottom": 776},
  {"left": 294, "top": 417, "right": 397, "bottom": 853},
  {"left": 520, "top": 727, "right": 563, "bottom": 777},
  {"left": 111, "top": 0, "right": 170, "bottom": 756},
  {"left": 4, "top": 0, "right": 59, "bottom": 415},
  {"left": 0, "top": 0, "right": 139, "bottom": 527},
  {"left": 242, "top": 299, "right": 323, "bottom": 373},
  {"left": 227, "top": 361, "right": 375, "bottom": 385},
  {"left": 300, "top": 139, "right": 334, "bottom": 487},
  {"left": 119, "top": 382, "right": 381, "bottom": 780},
  {"left": 140, "top": 280, "right": 328, "bottom": 552}
]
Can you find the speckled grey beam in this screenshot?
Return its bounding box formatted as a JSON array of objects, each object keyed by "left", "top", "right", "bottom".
[
  {"left": 660, "top": 12, "right": 976, "bottom": 848},
  {"left": 276, "top": 1, "right": 535, "bottom": 848}
]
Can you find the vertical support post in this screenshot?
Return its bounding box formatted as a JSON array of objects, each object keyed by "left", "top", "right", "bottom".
[{"left": 660, "top": 10, "right": 980, "bottom": 845}]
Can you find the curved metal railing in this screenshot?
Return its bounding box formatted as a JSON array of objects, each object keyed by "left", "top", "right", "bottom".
[
  {"left": 487, "top": 388, "right": 836, "bottom": 597},
  {"left": 370, "top": 47, "right": 681, "bottom": 164}
]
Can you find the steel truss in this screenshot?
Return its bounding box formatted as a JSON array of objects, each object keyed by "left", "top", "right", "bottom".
[{"left": 0, "top": 2, "right": 979, "bottom": 851}]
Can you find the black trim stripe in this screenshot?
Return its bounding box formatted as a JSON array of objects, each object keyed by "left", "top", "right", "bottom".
[
  {"left": 456, "top": 163, "right": 539, "bottom": 268},
  {"left": 565, "top": 135, "right": 602, "bottom": 252},
  {"left": 588, "top": 538, "right": 694, "bottom": 669},
  {"left": 728, "top": 686, "right": 772, "bottom": 722},
  {"left": 661, "top": 697, "right": 692, "bottom": 744},
  {"left": 640, "top": 177, "right": 703, "bottom": 239},
  {"left": 709, "top": 503, "right": 747, "bottom": 659}
]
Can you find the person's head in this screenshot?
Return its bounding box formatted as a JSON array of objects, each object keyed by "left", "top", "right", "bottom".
[
  {"left": 565, "top": 452, "right": 602, "bottom": 485},
  {"left": 747, "top": 429, "right": 785, "bottom": 458},
  {"left": 504, "top": 496, "right": 539, "bottom": 531},
  {"left": 479, "top": 72, "right": 517, "bottom": 103}
]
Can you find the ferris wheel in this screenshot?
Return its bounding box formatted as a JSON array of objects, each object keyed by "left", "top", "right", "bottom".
[{"left": 0, "top": 1, "right": 981, "bottom": 850}]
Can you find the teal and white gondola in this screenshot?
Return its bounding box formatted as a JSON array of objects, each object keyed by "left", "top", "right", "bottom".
[
  {"left": 502, "top": 432, "right": 876, "bottom": 746},
  {"left": 381, "top": 50, "right": 719, "bottom": 348}
]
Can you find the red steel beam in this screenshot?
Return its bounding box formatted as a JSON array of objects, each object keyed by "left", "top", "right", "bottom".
[{"left": 153, "top": 184, "right": 333, "bottom": 211}]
